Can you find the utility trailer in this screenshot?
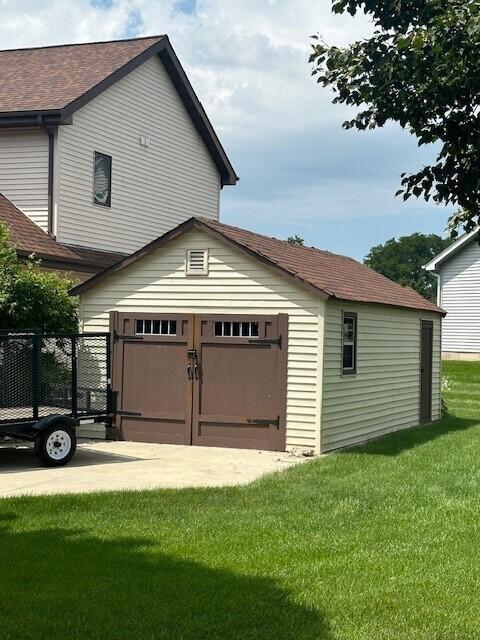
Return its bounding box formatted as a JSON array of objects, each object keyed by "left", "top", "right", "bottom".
[{"left": 0, "top": 332, "right": 112, "bottom": 466}]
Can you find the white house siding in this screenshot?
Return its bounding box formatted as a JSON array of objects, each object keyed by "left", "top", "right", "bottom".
[
  {"left": 78, "top": 229, "right": 325, "bottom": 451},
  {"left": 438, "top": 239, "right": 480, "bottom": 354},
  {"left": 0, "top": 128, "right": 49, "bottom": 231},
  {"left": 56, "top": 55, "right": 221, "bottom": 254},
  {"left": 321, "top": 301, "right": 441, "bottom": 452}
]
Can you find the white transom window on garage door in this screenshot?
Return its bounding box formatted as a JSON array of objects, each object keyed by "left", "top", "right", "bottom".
[
  {"left": 135, "top": 319, "right": 177, "bottom": 335},
  {"left": 214, "top": 321, "right": 259, "bottom": 337}
]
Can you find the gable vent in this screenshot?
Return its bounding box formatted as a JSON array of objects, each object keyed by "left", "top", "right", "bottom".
[{"left": 186, "top": 249, "right": 209, "bottom": 275}]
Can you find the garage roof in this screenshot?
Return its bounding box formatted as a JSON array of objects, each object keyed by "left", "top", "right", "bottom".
[
  {"left": 70, "top": 217, "right": 445, "bottom": 314},
  {"left": 0, "top": 36, "right": 237, "bottom": 186}
]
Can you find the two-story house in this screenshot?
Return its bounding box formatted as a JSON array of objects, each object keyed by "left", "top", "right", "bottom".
[{"left": 0, "top": 35, "right": 237, "bottom": 281}]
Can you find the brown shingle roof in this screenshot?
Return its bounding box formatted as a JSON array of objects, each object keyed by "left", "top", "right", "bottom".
[
  {"left": 0, "top": 36, "right": 164, "bottom": 114},
  {"left": 70, "top": 216, "right": 445, "bottom": 314},
  {"left": 0, "top": 194, "right": 125, "bottom": 270}
]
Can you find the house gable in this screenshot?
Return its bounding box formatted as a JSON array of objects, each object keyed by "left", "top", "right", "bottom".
[
  {"left": 0, "top": 37, "right": 237, "bottom": 187},
  {"left": 78, "top": 227, "right": 325, "bottom": 451}
]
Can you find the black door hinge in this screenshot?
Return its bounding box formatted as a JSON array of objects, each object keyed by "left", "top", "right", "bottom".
[
  {"left": 246, "top": 416, "right": 280, "bottom": 429},
  {"left": 248, "top": 336, "right": 282, "bottom": 347},
  {"left": 113, "top": 331, "right": 143, "bottom": 343}
]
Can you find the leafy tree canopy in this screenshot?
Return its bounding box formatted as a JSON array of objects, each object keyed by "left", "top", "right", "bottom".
[
  {"left": 364, "top": 232, "right": 450, "bottom": 300},
  {"left": 287, "top": 235, "right": 305, "bottom": 245},
  {"left": 0, "top": 222, "right": 78, "bottom": 332},
  {"left": 310, "top": 0, "right": 480, "bottom": 237}
]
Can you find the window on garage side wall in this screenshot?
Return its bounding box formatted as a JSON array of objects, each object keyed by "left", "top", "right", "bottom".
[{"left": 342, "top": 311, "right": 357, "bottom": 375}]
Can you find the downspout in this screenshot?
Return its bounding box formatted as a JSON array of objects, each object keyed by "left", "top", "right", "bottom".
[{"left": 39, "top": 115, "right": 55, "bottom": 238}]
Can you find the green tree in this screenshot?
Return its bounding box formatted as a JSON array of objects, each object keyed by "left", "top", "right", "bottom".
[
  {"left": 287, "top": 235, "right": 305, "bottom": 246},
  {"left": 364, "top": 233, "right": 450, "bottom": 301},
  {"left": 0, "top": 222, "right": 78, "bottom": 332},
  {"left": 310, "top": 1, "right": 480, "bottom": 237}
]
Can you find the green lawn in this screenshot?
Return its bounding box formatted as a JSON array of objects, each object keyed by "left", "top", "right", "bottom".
[{"left": 1, "top": 362, "right": 480, "bottom": 640}]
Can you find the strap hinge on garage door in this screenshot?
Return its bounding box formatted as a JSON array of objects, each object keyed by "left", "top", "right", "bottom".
[
  {"left": 113, "top": 330, "right": 143, "bottom": 343},
  {"left": 248, "top": 336, "right": 282, "bottom": 347},
  {"left": 247, "top": 416, "right": 280, "bottom": 429}
]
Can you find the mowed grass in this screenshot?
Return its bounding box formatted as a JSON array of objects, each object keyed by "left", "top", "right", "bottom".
[{"left": 1, "top": 362, "right": 480, "bottom": 640}]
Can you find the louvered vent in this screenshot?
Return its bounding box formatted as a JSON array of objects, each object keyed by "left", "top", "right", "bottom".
[{"left": 186, "top": 249, "right": 209, "bottom": 275}]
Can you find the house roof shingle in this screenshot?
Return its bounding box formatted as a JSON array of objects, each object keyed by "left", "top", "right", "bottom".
[
  {"left": 0, "top": 36, "right": 237, "bottom": 186},
  {"left": 0, "top": 36, "right": 164, "bottom": 114},
  {"left": 70, "top": 216, "right": 445, "bottom": 314},
  {"left": 0, "top": 194, "right": 125, "bottom": 270}
]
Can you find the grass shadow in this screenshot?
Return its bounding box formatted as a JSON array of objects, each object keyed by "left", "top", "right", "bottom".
[
  {"left": 343, "top": 416, "right": 479, "bottom": 457},
  {"left": 0, "top": 514, "right": 330, "bottom": 640}
]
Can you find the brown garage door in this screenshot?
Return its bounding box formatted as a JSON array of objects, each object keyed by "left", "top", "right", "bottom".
[{"left": 111, "top": 312, "right": 287, "bottom": 451}]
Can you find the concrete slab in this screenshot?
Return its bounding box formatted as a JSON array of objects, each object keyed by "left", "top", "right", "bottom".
[{"left": 0, "top": 441, "right": 306, "bottom": 498}]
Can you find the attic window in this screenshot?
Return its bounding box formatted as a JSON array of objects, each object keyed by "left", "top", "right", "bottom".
[
  {"left": 94, "top": 152, "right": 112, "bottom": 207},
  {"left": 186, "top": 249, "right": 209, "bottom": 275}
]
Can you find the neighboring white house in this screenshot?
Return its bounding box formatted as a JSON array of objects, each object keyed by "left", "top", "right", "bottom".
[
  {"left": 425, "top": 228, "right": 480, "bottom": 360},
  {"left": 71, "top": 217, "right": 443, "bottom": 453},
  {"left": 0, "top": 36, "right": 237, "bottom": 281}
]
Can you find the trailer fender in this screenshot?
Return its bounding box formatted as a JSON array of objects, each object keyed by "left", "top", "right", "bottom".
[{"left": 30, "top": 415, "right": 79, "bottom": 433}]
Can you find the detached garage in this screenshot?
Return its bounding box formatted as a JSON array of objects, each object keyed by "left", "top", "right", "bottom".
[{"left": 71, "top": 217, "right": 444, "bottom": 454}]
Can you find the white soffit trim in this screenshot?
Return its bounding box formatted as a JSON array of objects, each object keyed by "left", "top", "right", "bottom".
[{"left": 424, "top": 227, "right": 479, "bottom": 272}]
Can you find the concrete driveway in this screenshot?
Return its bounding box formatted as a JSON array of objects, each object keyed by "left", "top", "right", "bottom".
[{"left": 0, "top": 441, "right": 306, "bottom": 498}]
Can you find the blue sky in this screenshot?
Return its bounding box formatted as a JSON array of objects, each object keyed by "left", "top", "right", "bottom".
[{"left": 0, "top": 0, "right": 453, "bottom": 260}]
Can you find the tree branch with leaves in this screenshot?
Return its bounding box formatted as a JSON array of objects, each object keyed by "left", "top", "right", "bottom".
[{"left": 310, "top": 0, "right": 480, "bottom": 237}]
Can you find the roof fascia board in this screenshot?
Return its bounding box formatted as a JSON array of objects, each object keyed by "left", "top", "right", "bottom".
[
  {"left": 70, "top": 218, "right": 198, "bottom": 295},
  {"left": 424, "top": 227, "right": 479, "bottom": 271},
  {"left": 0, "top": 113, "right": 63, "bottom": 128},
  {"left": 158, "top": 41, "right": 238, "bottom": 186},
  {"left": 60, "top": 37, "right": 168, "bottom": 120},
  {"left": 191, "top": 220, "right": 329, "bottom": 299}
]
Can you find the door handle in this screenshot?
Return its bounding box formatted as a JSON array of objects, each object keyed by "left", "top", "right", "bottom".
[{"left": 186, "top": 363, "right": 193, "bottom": 380}]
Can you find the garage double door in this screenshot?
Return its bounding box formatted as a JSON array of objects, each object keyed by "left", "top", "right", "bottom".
[{"left": 110, "top": 313, "right": 288, "bottom": 451}]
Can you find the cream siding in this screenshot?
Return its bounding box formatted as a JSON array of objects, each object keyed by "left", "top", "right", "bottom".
[
  {"left": 438, "top": 239, "right": 480, "bottom": 353},
  {"left": 0, "top": 128, "right": 49, "bottom": 231},
  {"left": 321, "top": 301, "right": 441, "bottom": 452},
  {"left": 79, "top": 229, "right": 325, "bottom": 451},
  {"left": 56, "top": 55, "right": 221, "bottom": 254}
]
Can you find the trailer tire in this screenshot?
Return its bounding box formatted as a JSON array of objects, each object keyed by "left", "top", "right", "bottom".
[{"left": 34, "top": 424, "right": 76, "bottom": 467}]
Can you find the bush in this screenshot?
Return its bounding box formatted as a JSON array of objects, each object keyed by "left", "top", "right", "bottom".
[{"left": 0, "top": 222, "right": 78, "bottom": 333}]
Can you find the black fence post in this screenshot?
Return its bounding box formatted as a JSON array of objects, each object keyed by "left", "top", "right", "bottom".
[
  {"left": 32, "top": 335, "right": 40, "bottom": 421},
  {"left": 71, "top": 335, "right": 78, "bottom": 418},
  {"left": 106, "top": 333, "right": 112, "bottom": 415}
]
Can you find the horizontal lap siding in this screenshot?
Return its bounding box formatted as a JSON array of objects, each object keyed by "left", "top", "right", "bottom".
[
  {"left": 0, "top": 128, "right": 49, "bottom": 231},
  {"left": 321, "top": 301, "right": 441, "bottom": 452},
  {"left": 439, "top": 240, "right": 480, "bottom": 353},
  {"left": 79, "top": 229, "right": 324, "bottom": 451},
  {"left": 57, "top": 56, "right": 221, "bottom": 254}
]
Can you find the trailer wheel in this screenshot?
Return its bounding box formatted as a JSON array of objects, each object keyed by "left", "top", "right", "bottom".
[{"left": 35, "top": 424, "right": 76, "bottom": 467}]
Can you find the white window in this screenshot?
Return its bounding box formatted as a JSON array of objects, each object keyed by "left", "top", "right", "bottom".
[
  {"left": 136, "top": 319, "right": 177, "bottom": 335},
  {"left": 214, "top": 321, "right": 259, "bottom": 338},
  {"left": 342, "top": 312, "right": 357, "bottom": 374},
  {"left": 186, "top": 249, "right": 209, "bottom": 275}
]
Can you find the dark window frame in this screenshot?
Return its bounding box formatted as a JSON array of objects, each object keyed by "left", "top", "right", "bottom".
[
  {"left": 93, "top": 151, "right": 112, "bottom": 208},
  {"left": 342, "top": 311, "right": 357, "bottom": 375}
]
